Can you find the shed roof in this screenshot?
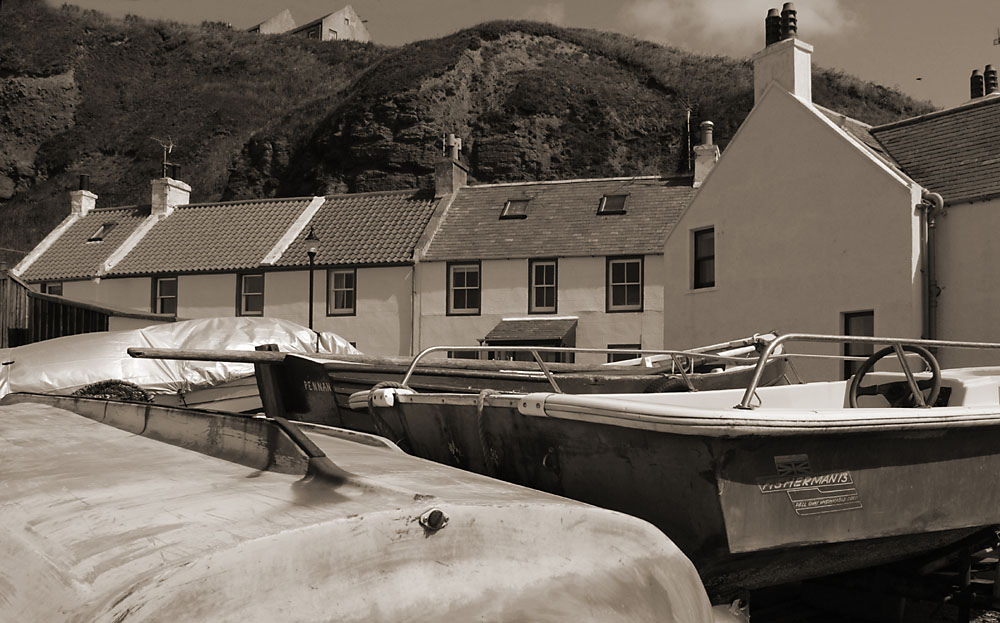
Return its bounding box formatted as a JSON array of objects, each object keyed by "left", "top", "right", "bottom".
[{"left": 422, "top": 176, "right": 696, "bottom": 261}]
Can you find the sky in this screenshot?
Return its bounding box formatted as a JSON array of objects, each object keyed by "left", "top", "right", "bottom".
[{"left": 47, "top": 0, "right": 1000, "bottom": 110}]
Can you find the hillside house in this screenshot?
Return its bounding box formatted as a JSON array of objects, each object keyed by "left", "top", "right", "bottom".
[
  {"left": 290, "top": 5, "right": 369, "bottom": 43},
  {"left": 662, "top": 5, "right": 1000, "bottom": 377},
  {"left": 15, "top": 134, "right": 715, "bottom": 358},
  {"left": 248, "top": 10, "right": 296, "bottom": 35}
]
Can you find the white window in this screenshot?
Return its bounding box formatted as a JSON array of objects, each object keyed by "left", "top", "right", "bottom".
[
  {"left": 328, "top": 268, "right": 356, "bottom": 315},
  {"left": 153, "top": 276, "right": 177, "bottom": 315},
  {"left": 607, "top": 257, "right": 642, "bottom": 312},
  {"left": 238, "top": 273, "right": 264, "bottom": 316},
  {"left": 529, "top": 259, "right": 556, "bottom": 313},
  {"left": 448, "top": 263, "right": 480, "bottom": 315}
]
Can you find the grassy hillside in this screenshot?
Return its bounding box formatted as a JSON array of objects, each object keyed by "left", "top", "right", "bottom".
[{"left": 0, "top": 0, "right": 934, "bottom": 267}]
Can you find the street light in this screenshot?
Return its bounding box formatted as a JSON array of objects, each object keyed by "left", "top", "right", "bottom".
[{"left": 305, "top": 226, "right": 319, "bottom": 330}]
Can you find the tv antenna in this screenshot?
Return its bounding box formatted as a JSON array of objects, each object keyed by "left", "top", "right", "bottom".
[
  {"left": 994, "top": 27, "right": 1000, "bottom": 45},
  {"left": 151, "top": 136, "right": 175, "bottom": 177}
]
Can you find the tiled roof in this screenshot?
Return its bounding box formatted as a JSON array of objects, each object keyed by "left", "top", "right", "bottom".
[
  {"left": 422, "top": 176, "right": 695, "bottom": 261},
  {"left": 815, "top": 105, "right": 910, "bottom": 178},
  {"left": 20, "top": 207, "right": 149, "bottom": 281},
  {"left": 484, "top": 317, "right": 578, "bottom": 343},
  {"left": 870, "top": 95, "right": 1000, "bottom": 205},
  {"left": 277, "top": 189, "right": 438, "bottom": 267},
  {"left": 109, "top": 197, "right": 314, "bottom": 276}
]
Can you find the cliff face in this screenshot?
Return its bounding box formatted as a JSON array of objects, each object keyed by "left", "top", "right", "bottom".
[{"left": 0, "top": 2, "right": 934, "bottom": 266}]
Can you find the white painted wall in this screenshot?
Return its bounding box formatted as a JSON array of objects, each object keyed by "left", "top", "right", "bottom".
[
  {"left": 935, "top": 197, "right": 1000, "bottom": 368},
  {"left": 664, "top": 87, "right": 923, "bottom": 380},
  {"left": 62, "top": 277, "right": 149, "bottom": 311},
  {"left": 417, "top": 256, "right": 664, "bottom": 365},
  {"left": 177, "top": 274, "right": 236, "bottom": 319}
]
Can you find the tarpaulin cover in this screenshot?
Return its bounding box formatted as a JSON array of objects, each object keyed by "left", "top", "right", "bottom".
[{"left": 0, "top": 317, "right": 360, "bottom": 398}]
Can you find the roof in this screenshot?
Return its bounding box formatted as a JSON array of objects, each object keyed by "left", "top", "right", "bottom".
[
  {"left": 422, "top": 176, "right": 696, "bottom": 261},
  {"left": 19, "top": 207, "right": 149, "bottom": 281},
  {"left": 870, "top": 95, "right": 1000, "bottom": 205},
  {"left": 278, "top": 189, "right": 438, "bottom": 267},
  {"left": 484, "top": 317, "right": 579, "bottom": 344},
  {"left": 109, "top": 197, "right": 315, "bottom": 276},
  {"left": 814, "top": 105, "right": 910, "bottom": 179}
]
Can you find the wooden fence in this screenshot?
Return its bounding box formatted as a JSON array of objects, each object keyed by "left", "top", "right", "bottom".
[{"left": 1, "top": 268, "right": 174, "bottom": 348}]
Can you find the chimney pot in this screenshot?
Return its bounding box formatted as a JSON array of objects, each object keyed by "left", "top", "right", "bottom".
[
  {"left": 79, "top": 174, "right": 90, "bottom": 191},
  {"left": 971, "top": 69, "right": 985, "bottom": 99},
  {"left": 780, "top": 2, "right": 797, "bottom": 40},
  {"left": 434, "top": 134, "right": 468, "bottom": 198},
  {"left": 765, "top": 8, "right": 781, "bottom": 46},
  {"left": 986, "top": 65, "right": 998, "bottom": 95},
  {"left": 700, "top": 120, "right": 715, "bottom": 146},
  {"left": 693, "top": 120, "right": 720, "bottom": 188}
]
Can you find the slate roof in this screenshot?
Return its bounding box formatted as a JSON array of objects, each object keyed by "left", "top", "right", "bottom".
[
  {"left": 109, "top": 197, "right": 315, "bottom": 276},
  {"left": 870, "top": 95, "right": 1000, "bottom": 205},
  {"left": 19, "top": 207, "right": 149, "bottom": 282},
  {"left": 277, "top": 189, "right": 438, "bottom": 267},
  {"left": 422, "top": 176, "right": 696, "bottom": 261},
  {"left": 484, "top": 317, "right": 578, "bottom": 343}
]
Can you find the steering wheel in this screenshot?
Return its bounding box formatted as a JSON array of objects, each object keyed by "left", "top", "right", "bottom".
[{"left": 848, "top": 345, "right": 941, "bottom": 408}]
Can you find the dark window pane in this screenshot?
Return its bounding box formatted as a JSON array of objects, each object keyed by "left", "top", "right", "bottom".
[
  {"left": 626, "top": 284, "right": 640, "bottom": 306},
  {"left": 467, "top": 289, "right": 480, "bottom": 310},
  {"left": 454, "top": 270, "right": 466, "bottom": 288},
  {"left": 626, "top": 261, "right": 639, "bottom": 283},
  {"left": 160, "top": 297, "right": 177, "bottom": 315},
  {"left": 244, "top": 294, "right": 263, "bottom": 314},
  {"left": 158, "top": 278, "right": 176, "bottom": 297}
]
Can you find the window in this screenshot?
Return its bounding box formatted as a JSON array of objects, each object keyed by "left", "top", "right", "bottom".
[
  {"left": 327, "top": 268, "right": 356, "bottom": 316},
  {"left": 597, "top": 194, "right": 628, "bottom": 214},
  {"left": 843, "top": 310, "right": 875, "bottom": 379},
  {"left": 87, "top": 221, "right": 116, "bottom": 242},
  {"left": 344, "top": 17, "right": 350, "bottom": 26},
  {"left": 607, "top": 257, "right": 643, "bottom": 312},
  {"left": 41, "top": 282, "right": 63, "bottom": 296},
  {"left": 607, "top": 344, "right": 642, "bottom": 363},
  {"left": 693, "top": 228, "right": 715, "bottom": 289},
  {"left": 448, "top": 262, "right": 481, "bottom": 315},
  {"left": 529, "top": 259, "right": 556, "bottom": 313},
  {"left": 152, "top": 276, "right": 177, "bottom": 315},
  {"left": 500, "top": 199, "right": 529, "bottom": 219},
  {"left": 237, "top": 273, "right": 264, "bottom": 316}
]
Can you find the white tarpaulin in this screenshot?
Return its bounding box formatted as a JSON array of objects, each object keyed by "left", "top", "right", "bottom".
[{"left": 0, "top": 317, "right": 360, "bottom": 398}]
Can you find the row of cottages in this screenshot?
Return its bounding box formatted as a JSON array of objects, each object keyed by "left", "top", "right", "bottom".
[
  {"left": 663, "top": 6, "right": 1000, "bottom": 378},
  {"left": 248, "top": 5, "right": 370, "bottom": 43},
  {"left": 14, "top": 141, "right": 711, "bottom": 362}
]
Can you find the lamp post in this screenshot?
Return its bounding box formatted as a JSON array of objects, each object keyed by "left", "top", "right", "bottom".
[{"left": 305, "top": 226, "right": 319, "bottom": 330}]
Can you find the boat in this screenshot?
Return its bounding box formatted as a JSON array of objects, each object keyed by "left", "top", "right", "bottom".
[
  {"left": 128, "top": 333, "right": 790, "bottom": 430},
  {"left": 0, "top": 316, "right": 359, "bottom": 412},
  {"left": 0, "top": 391, "right": 743, "bottom": 622},
  {"left": 346, "top": 333, "right": 1000, "bottom": 600}
]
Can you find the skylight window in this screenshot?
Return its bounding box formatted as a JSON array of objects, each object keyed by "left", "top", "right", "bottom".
[
  {"left": 87, "top": 221, "right": 117, "bottom": 242},
  {"left": 500, "top": 199, "right": 530, "bottom": 220},
  {"left": 597, "top": 194, "right": 628, "bottom": 214}
]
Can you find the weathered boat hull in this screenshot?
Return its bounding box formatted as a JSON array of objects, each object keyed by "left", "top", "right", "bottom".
[
  {"left": 0, "top": 393, "right": 733, "bottom": 622},
  {"left": 343, "top": 388, "right": 1000, "bottom": 599}
]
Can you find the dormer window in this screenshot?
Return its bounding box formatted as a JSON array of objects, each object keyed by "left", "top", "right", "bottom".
[
  {"left": 598, "top": 194, "right": 628, "bottom": 214},
  {"left": 500, "top": 199, "right": 529, "bottom": 219},
  {"left": 87, "top": 222, "right": 117, "bottom": 242}
]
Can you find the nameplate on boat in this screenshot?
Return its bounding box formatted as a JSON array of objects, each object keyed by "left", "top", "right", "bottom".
[
  {"left": 757, "top": 470, "right": 863, "bottom": 516},
  {"left": 303, "top": 380, "right": 332, "bottom": 393}
]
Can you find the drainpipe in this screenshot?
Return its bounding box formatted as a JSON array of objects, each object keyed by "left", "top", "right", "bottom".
[{"left": 919, "top": 190, "right": 944, "bottom": 341}]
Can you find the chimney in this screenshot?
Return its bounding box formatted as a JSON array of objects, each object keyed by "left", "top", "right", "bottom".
[
  {"left": 693, "top": 121, "right": 720, "bottom": 188},
  {"left": 151, "top": 173, "right": 191, "bottom": 216},
  {"left": 752, "top": 3, "right": 812, "bottom": 106},
  {"left": 971, "top": 69, "right": 985, "bottom": 99},
  {"left": 986, "top": 64, "right": 998, "bottom": 95},
  {"left": 434, "top": 133, "right": 468, "bottom": 198},
  {"left": 70, "top": 174, "right": 97, "bottom": 216}
]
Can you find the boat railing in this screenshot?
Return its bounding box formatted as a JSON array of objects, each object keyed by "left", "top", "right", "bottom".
[
  {"left": 400, "top": 337, "right": 770, "bottom": 394},
  {"left": 737, "top": 333, "right": 1000, "bottom": 410}
]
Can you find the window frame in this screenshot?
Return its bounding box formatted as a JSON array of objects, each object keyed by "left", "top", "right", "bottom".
[
  {"left": 327, "top": 267, "right": 357, "bottom": 317},
  {"left": 500, "top": 199, "right": 530, "bottom": 219},
  {"left": 843, "top": 310, "right": 875, "bottom": 380},
  {"left": 693, "top": 227, "right": 716, "bottom": 289},
  {"left": 447, "top": 261, "right": 481, "bottom": 316},
  {"left": 87, "top": 221, "right": 117, "bottom": 243},
  {"left": 606, "top": 256, "right": 644, "bottom": 313},
  {"left": 236, "top": 272, "right": 265, "bottom": 317},
  {"left": 607, "top": 343, "right": 642, "bottom": 363},
  {"left": 528, "top": 258, "right": 557, "bottom": 314},
  {"left": 151, "top": 275, "right": 178, "bottom": 315},
  {"left": 597, "top": 194, "right": 628, "bottom": 215},
  {"left": 40, "top": 282, "right": 64, "bottom": 296}
]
